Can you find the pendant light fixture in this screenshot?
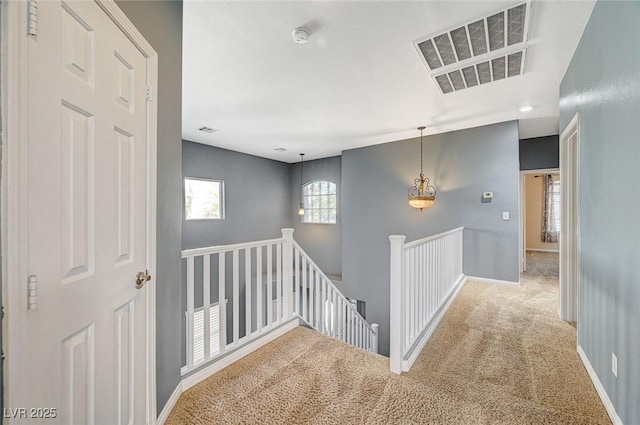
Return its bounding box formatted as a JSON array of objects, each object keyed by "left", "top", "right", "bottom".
[
  {"left": 298, "top": 153, "right": 305, "bottom": 216},
  {"left": 408, "top": 126, "right": 437, "bottom": 211}
]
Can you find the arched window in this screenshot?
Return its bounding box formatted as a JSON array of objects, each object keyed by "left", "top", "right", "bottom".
[{"left": 302, "top": 180, "right": 337, "bottom": 224}]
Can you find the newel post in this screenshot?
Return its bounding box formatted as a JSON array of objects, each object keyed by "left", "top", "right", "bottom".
[
  {"left": 281, "top": 228, "right": 295, "bottom": 319},
  {"left": 389, "top": 235, "right": 406, "bottom": 374},
  {"left": 371, "top": 323, "right": 379, "bottom": 354}
]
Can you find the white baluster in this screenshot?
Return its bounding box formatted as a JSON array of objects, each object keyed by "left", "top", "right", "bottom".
[
  {"left": 256, "top": 246, "right": 263, "bottom": 334},
  {"left": 267, "top": 245, "right": 273, "bottom": 327},
  {"left": 276, "top": 242, "right": 282, "bottom": 322},
  {"left": 245, "top": 247, "right": 252, "bottom": 339},
  {"left": 302, "top": 257, "right": 308, "bottom": 323},
  {"left": 186, "top": 256, "right": 195, "bottom": 369},
  {"left": 315, "top": 271, "right": 320, "bottom": 330},
  {"left": 347, "top": 306, "right": 353, "bottom": 344},
  {"left": 233, "top": 249, "right": 239, "bottom": 344},
  {"left": 219, "top": 253, "right": 226, "bottom": 354},
  {"left": 309, "top": 269, "right": 314, "bottom": 327},
  {"left": 320, "top": 279, "right": 326, "bottom": 334},
  {"left": 339, "top": 299, "right": 344, "bottom": 342},
  {"left": 203, "top": 255, "right": 211, "bottom": 361},
  {"left": 332, "top": 289, "right": 337, "bottom": 337},
  {"left": 295, "top": 250, "right": 300, "bottom": 316},
  {"left": 371, "top": 323, "right": 379, "bottom": 353},
  {"left": 430, "top": 242, "right": 435, "bottom": 319},
  {"left": 281, "top": 228, "right": 294, "bottom": 320}
]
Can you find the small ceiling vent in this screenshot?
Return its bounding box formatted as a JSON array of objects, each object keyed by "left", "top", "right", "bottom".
[
  {"left": 414, "top": 1, "right": 531, "bottom": 94},
  {"left": 197, "top": 126, "right": 217, "bottom": 133}
]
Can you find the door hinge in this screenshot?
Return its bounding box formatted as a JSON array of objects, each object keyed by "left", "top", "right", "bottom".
[
  {"left": 146, "top": 86, "right": 153, "bottom": 102},
  {"left": 27, "top": 0, "right": 38, "bottom": 37},
  {"left": 28, "top": 274, "right": 38, "bottom": 310}
]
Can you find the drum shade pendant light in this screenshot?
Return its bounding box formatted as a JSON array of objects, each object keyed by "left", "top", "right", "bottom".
[
  {"left": 408, "top": 126, "right": 437, "bottom": 211},
  {"left": 298, "top": 153, "right": 305, "bottom": 216}
]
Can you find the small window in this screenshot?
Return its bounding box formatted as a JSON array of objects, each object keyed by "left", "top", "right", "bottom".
[
  {"left": 184, "top": 178, "right": 224, "bottom": 220},
  {"left": 302, "top": 180, "right": 337, "bottom": 224}
]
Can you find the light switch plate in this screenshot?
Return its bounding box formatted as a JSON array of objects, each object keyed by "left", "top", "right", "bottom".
[{"left": 502, "top": 211, "right": 510, "bottom": 220}]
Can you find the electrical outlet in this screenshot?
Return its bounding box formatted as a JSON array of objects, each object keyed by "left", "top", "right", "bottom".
[
  {"left": 612, "top": 353, "right": 618, "bottom": 377},
  {"left": 502, "top": 211, "right": 510, "bottom": 220}
]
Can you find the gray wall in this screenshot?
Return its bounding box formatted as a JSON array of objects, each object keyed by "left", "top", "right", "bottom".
[
  {"left": 182, "top": 141, "right": 291, "bottom": 249},
  {"left": 0, "top": 2, "right": 4, "bottom": 418},
  {"left": 116, "top": 1, "right": 183, "bottom": 416},
  {"left": 289, "top": 156, "right": 342, "bottom": 276},
  {"left": 559, "top": 2, "right": 640, "bottom": 424},
  {"left": 342, "top": 121, "right": 520, "bottom": 356},
  {"left": 182, "top": 141, "right": 292, "bottom": 365},
  {"left": 519, "top": 135, "right": 559, "bottom": 170}
]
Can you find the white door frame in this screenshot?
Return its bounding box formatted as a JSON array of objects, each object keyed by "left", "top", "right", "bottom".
[
  {"left": 519, "top": 168, "right": 560, "bottom": 272},
  {"left": 1, "top": 1, "right": 158, "bottom": 422},
  {"left": 559, "top": 113, "right": 580, "bottom": 324}
]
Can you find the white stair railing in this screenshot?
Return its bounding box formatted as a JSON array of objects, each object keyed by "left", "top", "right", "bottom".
[
  {"left": 293, "top": 240, "right": 378, "bottom": 353},
  {"left": 181, "top": 228, "right": 378, "bottom": 375},
  {"left": 389, "top": 227, "right": 465, "bottom": 374}
]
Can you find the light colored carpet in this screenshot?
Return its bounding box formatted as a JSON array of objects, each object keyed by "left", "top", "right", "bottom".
[{"left": 167, "top": 271, "right": 609, "bottom": 424}]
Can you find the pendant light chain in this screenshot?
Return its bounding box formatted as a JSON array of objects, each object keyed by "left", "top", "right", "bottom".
[
  {"left": 420, "top": 128, "right": 424, "bottom": 177},
  {"left": 298, "top": 153, "right": 306, "bottom": 216}
]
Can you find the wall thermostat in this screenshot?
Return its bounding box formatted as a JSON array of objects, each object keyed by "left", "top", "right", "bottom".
[{"left": 482, "top": 192, "right": 494, "bottom": 199}]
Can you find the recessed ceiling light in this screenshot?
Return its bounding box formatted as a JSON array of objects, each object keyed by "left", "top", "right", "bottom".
[
  {"left": 197, "top": 126, "right": 217, "bottom": 133},
  {"left": 519, "top": 105, "right": 533, "bottom": 112},
  {"left": 274, "top": 148, "right": 287, "bottom": 152}
]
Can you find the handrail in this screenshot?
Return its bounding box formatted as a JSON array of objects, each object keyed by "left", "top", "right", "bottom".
[
  {"left": 292, "top": 241, "right": 374, "bottom": 333},
  {"left": 182, "top": 237, "right": 285, "bottom": 258},
  {"left": 181, "top": 229, "right": 379, "bottom": 376},
  {"left": 403, "top": 226, "right": 464, "bottom": 249},
  {"left": 389, "top": 227, "right": 465, "bottom": 374}
]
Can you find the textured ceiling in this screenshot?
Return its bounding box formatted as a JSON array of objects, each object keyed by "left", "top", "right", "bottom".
[{"left": 183, "top": 1, "right": 595, "bottom": 162}]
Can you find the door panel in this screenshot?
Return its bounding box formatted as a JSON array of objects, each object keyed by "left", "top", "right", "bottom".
[{"left": 26, "top": 2, "right": 149, "bottom": 423}]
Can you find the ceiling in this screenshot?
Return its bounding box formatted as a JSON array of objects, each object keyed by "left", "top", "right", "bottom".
[{"left": 182, "top": 1, "right": 595, "bottom": 163}]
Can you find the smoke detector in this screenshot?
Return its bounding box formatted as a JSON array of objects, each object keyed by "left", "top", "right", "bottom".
[{"left": 292, "top": 27, "right": 310, "bottom": 44}]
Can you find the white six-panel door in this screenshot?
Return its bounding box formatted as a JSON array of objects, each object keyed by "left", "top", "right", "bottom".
[{"left": 23, "top": 1, "right": 151, "bottom": 423}]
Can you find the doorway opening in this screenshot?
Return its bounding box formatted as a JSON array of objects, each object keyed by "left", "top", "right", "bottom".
[{"left": 519, "top": 168, "right": 560, "bottom": 277}]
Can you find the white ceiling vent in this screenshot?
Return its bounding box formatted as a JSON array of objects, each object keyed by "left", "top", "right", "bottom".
[
  {"left": 197, "top": 126, "right": 217, "bottom": 133},
  {"left": 414, "top": 1, "right": 531, "bottom": 94}
]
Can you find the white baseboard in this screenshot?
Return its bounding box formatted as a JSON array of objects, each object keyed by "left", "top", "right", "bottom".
[
  {"left": 465, "top": 275, "right": 520, "bottom": 286},
  {"left": 526, "top": 248, "right": 559, "bottom": 253},
  {"left": 181, "top": 317, "right": 299, "bottom": 391},
  {"left": 577, "top": 345, "right": 623, "bottom": 425},
  {"left": 156, "top": 382, "right": 183, "bottom": 425},
  {"left": 402, "top": 274, "right": 466, "bottom": 372}
]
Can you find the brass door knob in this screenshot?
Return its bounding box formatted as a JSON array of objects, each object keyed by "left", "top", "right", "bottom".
[{"left": 135, "top": 270, "right": 152, "bottom": 289}]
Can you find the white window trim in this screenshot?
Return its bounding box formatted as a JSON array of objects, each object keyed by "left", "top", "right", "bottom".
[
  {"left": 301, "top": 180, "right": 337, "bottom": 224},
  {"left": 184, "top": 177, "right": 225, "bottom": 220}
]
